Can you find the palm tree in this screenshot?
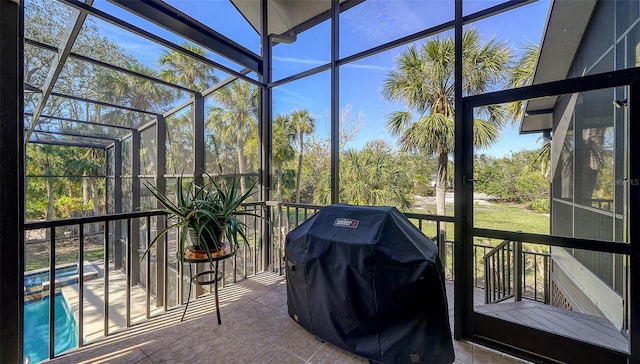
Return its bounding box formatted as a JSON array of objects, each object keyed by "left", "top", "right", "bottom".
[
  {"left": 99, "top": 61, "right": 174, "bottom": 113},
  {"left": 27, "top": 144, "right": 64, "bottom": 221},
  {"left": 159, "top": 44, "right": 218, "bottom": 91},
  {"left": 340, "top": 140, "right": 413, "bottom": 210},
  {"left": 209, "top": 80, "right": 259, "bottom": 194},
  {"left": 290, "top": 109, "right": 315, "bottom": 203},
  {"left": 383, "top": 28, "right": 510, "bottom": 235},
  {"left": 506, "top": 43, "right": 540, "bottom": 122},
  {"left": 65, "top": 149, "right": 104, "bottom": 213},
  {"left": 272, "top": 114, "right": 296, "bottom": 201}
]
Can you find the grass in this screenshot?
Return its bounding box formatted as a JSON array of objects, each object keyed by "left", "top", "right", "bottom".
[
  {"left": 472, "top": 203, "right": 549, "bottom": 235},
  {"left": 410, "top": 201, "right": 549, "bottom": 238},
  {"left": 25, "top": 248, "right": 104, "bottom": 271}
]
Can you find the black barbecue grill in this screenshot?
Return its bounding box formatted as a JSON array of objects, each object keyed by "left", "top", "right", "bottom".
[{"left": 285, "top": 204, "right": 455, "bottom": 364}]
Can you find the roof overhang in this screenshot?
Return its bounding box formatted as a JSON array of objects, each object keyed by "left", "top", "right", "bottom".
[
  {"left": 520, "top": 0, "right": 598, "bottom": 134},
  {"left": 231, "top": 0, "right": 363, "bottom": 37}
]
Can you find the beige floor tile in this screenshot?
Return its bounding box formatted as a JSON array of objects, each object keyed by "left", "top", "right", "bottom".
[
  {"left": 48, "top": 273, "right": 538, "bottom": 364},
  {"left": 452, "top": 339, "right": 473, "bottom": 364},
  {"left": 308, "top": 343, "right": 369, "bottom": 364},
  {"left": 472, "top": 344, "right": 521, "bottom": 364},
  {"left": 188, "top": 318, "right": 249, "bottom": 347},
  {"left": 249, "top": 310, "right": 298, "bottom": 341},
  {"left": 249, "top": 342, "right": 305, "bottom": 364},
  {"left": 213, "top": 327, "right": 273, "bottom": 363},
  {"left": 146, "top": 332, "right": 220, "bottom": 364},
  {"left": 133, "top": 358, "right": 154, "bottom": 364},
  {"left": 277, "top": 324, "right": 324, "bottom": 361},
  {"left": 73, "top": 347, "right": 147, "bottom": 364},
  {"left": 254, "top": 288, "right": 287, "bottom": 310},
  {"left": 223, "top": 299, "right": 278, "bottom": 327},
  {"left": 130, "top": 324, "right": 190, "bottom": 357}
]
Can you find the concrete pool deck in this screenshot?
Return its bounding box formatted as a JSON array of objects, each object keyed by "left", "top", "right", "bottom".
[{"left": 61, "top": 262, "right": 165, "bottom": 343}]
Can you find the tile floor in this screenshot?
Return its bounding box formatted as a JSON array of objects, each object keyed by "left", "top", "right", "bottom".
[{"left": 47, "top": 273, "right": 529, "bottom": 364}]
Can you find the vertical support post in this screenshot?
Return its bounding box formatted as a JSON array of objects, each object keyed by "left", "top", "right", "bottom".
[
  {"left": 78, "top": 223, "right": 84, "bottom": 347},
  {"left": 155, "top": 115, "right": 166, "bottom": 307},
  {"left": 145, "top": 215, "right": 151, "bottom": 319},
  {"left": 628, "top": 80, "right": 640, "bottom": 364},
  {"left": 125, "top": 218, "right": 132, "bottom": 327},
  {"left": 0, "top": 1, "right": 24, "bottom": 362},
  {"left": 453, "top": 0, "right": 474, "bottom": 341},
  {"left": 193, "top": 93, "right": 204, "bottom": 187},
  {"left": 438, "top": 225, "right": 447, "bottom": 269},
  {"left": 113, "top": 140, "right": 123, "bottom": 269},
  {"left": 103, "top": 220, "right": 110, "bottom": 337},
  {"left": 48, "top": 227, "right": 55, "bottom": 360},
  {"left": 330, "top": 0, "right": 340, "bottom": 204},
  {"left": 192, "top": 93, "right": 204, "bottom": 296},
  {"left": 260, "top": 0, "right": 272, "bottom": 272},
  {"left": 130, "top": 130, "right": 140, "bottom": 285},
  {"left": 514, "top": 240, "right": 522, "bottom": 301},
  {"left": 106, "top": 145, "right": 112, "bottom": 213}
]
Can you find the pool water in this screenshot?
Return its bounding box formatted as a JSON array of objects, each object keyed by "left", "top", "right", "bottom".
[
  {"left": 24, "top": 294, "right": 78, "bottom": 364},
  {"left": 24, "top": 266, "right": 79, "bottom": 289}
]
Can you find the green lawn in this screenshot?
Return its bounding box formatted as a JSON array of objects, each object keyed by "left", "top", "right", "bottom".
[
  {"left": 26, "top": 248, "right": 104, "bottom": 271},
  {"left": 472, "top": 203, "right": 549, "bottom": 235},
  {"left": 411, "top": 201, "right": 549, "bottom": 235}
]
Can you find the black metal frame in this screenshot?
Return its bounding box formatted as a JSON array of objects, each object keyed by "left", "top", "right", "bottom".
[
  {"left": 0, "top": 1, "right": 25, "bottom": 362},
  {"left": 457, "top": 68, "right": 640, "bottom": 363},
  {"left": 8, "top": 0, "right": 640, "bottom": 363},
  {"left": 59, "top": 0, "right": 260, "bottom": 86},
  {"left": 108, "top": 0, "right": 261, "bottom": 74}
]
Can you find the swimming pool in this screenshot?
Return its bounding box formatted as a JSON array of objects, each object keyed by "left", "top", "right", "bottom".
[
  {"left": 24, "top": 294, "right": 78, "bottom": 364},
  {"left": 24, "top": 265, "right": 79, "bottom": 288},
  {"left": 24, "top": 264, "right": 99, "bottom": 302}
]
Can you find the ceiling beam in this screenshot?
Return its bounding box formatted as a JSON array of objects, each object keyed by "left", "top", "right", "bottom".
[
  {"left": 27, "top": 139, "right": 109, "bottom": 149},
  {"left": 25, "top": 38, "right": 197, "bottom": 94},
  {"left": 25, "top": 112, "right": 137, "bottom": 131},
  {"left": 59, "top": 0, "right": 261, "bottom": 86},
  {"left": 24, "top": 0, "right": 94, "bottom": 145},
  {"left": 108, "top": 0, "right": 262, "bottom": 73},
  {"left": 50, "top": 91, "right": 157, "bottom": 115},
  {"left": 32, "top": 128, "right": 120, "bottom": 141}
]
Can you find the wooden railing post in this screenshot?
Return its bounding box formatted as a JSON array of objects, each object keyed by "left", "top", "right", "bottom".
[
  {"left": 514, "top": 240, "right": 522, "bottom": 301},
  {"left": 438, "top": 228, "right": 447, "bottom": 271},
  {"left": 544, "top": 254, "right": 551, "bottom": 304}
]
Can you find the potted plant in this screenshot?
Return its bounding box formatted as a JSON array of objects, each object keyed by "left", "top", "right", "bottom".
[{"left": 142, "top": 174, "right": 261, "bottom": 264}]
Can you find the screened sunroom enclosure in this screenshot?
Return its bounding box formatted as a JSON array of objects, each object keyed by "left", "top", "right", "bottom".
[{"left": 2, "top": 0, "right": 640, "bottom": 363}]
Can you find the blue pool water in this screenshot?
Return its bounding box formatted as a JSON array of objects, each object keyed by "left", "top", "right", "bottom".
[
  {"left": 24, "top": 294, "right": 78, "bottom": 364},
  {"left": 24, "top": 266, "right": 79, "bottom": 289}
]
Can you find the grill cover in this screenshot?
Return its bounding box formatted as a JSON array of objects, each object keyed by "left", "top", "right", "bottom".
[{"left": 285, "top": 204, "right": 454, "bottom": 364}]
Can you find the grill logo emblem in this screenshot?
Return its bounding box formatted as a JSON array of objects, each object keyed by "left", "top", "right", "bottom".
[{"left": 334, "top": 218, "right": 359, "bottom": 228}]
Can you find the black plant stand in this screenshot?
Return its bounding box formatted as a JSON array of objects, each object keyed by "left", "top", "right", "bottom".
[{"left": 178, "top": 248, "right": 234, "bottom": 324}]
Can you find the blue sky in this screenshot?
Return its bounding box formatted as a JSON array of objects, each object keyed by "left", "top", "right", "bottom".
[{"left": 87, "top": 0, "right": 551, "bottom": 158}]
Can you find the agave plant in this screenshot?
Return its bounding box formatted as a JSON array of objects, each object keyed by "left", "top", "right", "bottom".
[{"left": 143, "top": 174, "right": 261, "bottom": 264}]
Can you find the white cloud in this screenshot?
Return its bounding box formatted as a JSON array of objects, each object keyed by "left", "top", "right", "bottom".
[{"left": 272, "top": 56, "right": 328, "bottom": 65}]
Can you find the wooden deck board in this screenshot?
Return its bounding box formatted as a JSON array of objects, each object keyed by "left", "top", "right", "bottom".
[
  {"left": 444, "top": 281, "right": 627, "bottom": 354},
  {"left": 475, "top": 300, "right": 628, "bottom": 353}
]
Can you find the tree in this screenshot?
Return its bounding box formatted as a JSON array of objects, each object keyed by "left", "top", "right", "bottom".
[
  {"left": 506, "top": 44, "right": 539, "bottom": 122},
  {"left": 27, "top": 144, "right": 64, "bottom": 221},
  {"left": 99, "top": 61, "right": 174, "bottom": 113},
  {"left": 290, "top": 109, "right": 315, "bottom": 203},
  {"left": 272, "top": 114, "right": 296, "bottom": 201},
  {"left": 340, "top": 140, "right": 413, "bottom": 210},
  {"left": 474, "top": 151, "right": 550, "bottom": 212},
  {"left": 159, "top": 44, "right": 218, "bottom": 91},
  {"left": 209, "top": 80, "right": 259, "bottom": 193},
  {"left": 383, "top": 27, "right": 510, "bottom": 235},
  {"left": 65, "top": 149, "right": 105, "bottom": 218}
]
